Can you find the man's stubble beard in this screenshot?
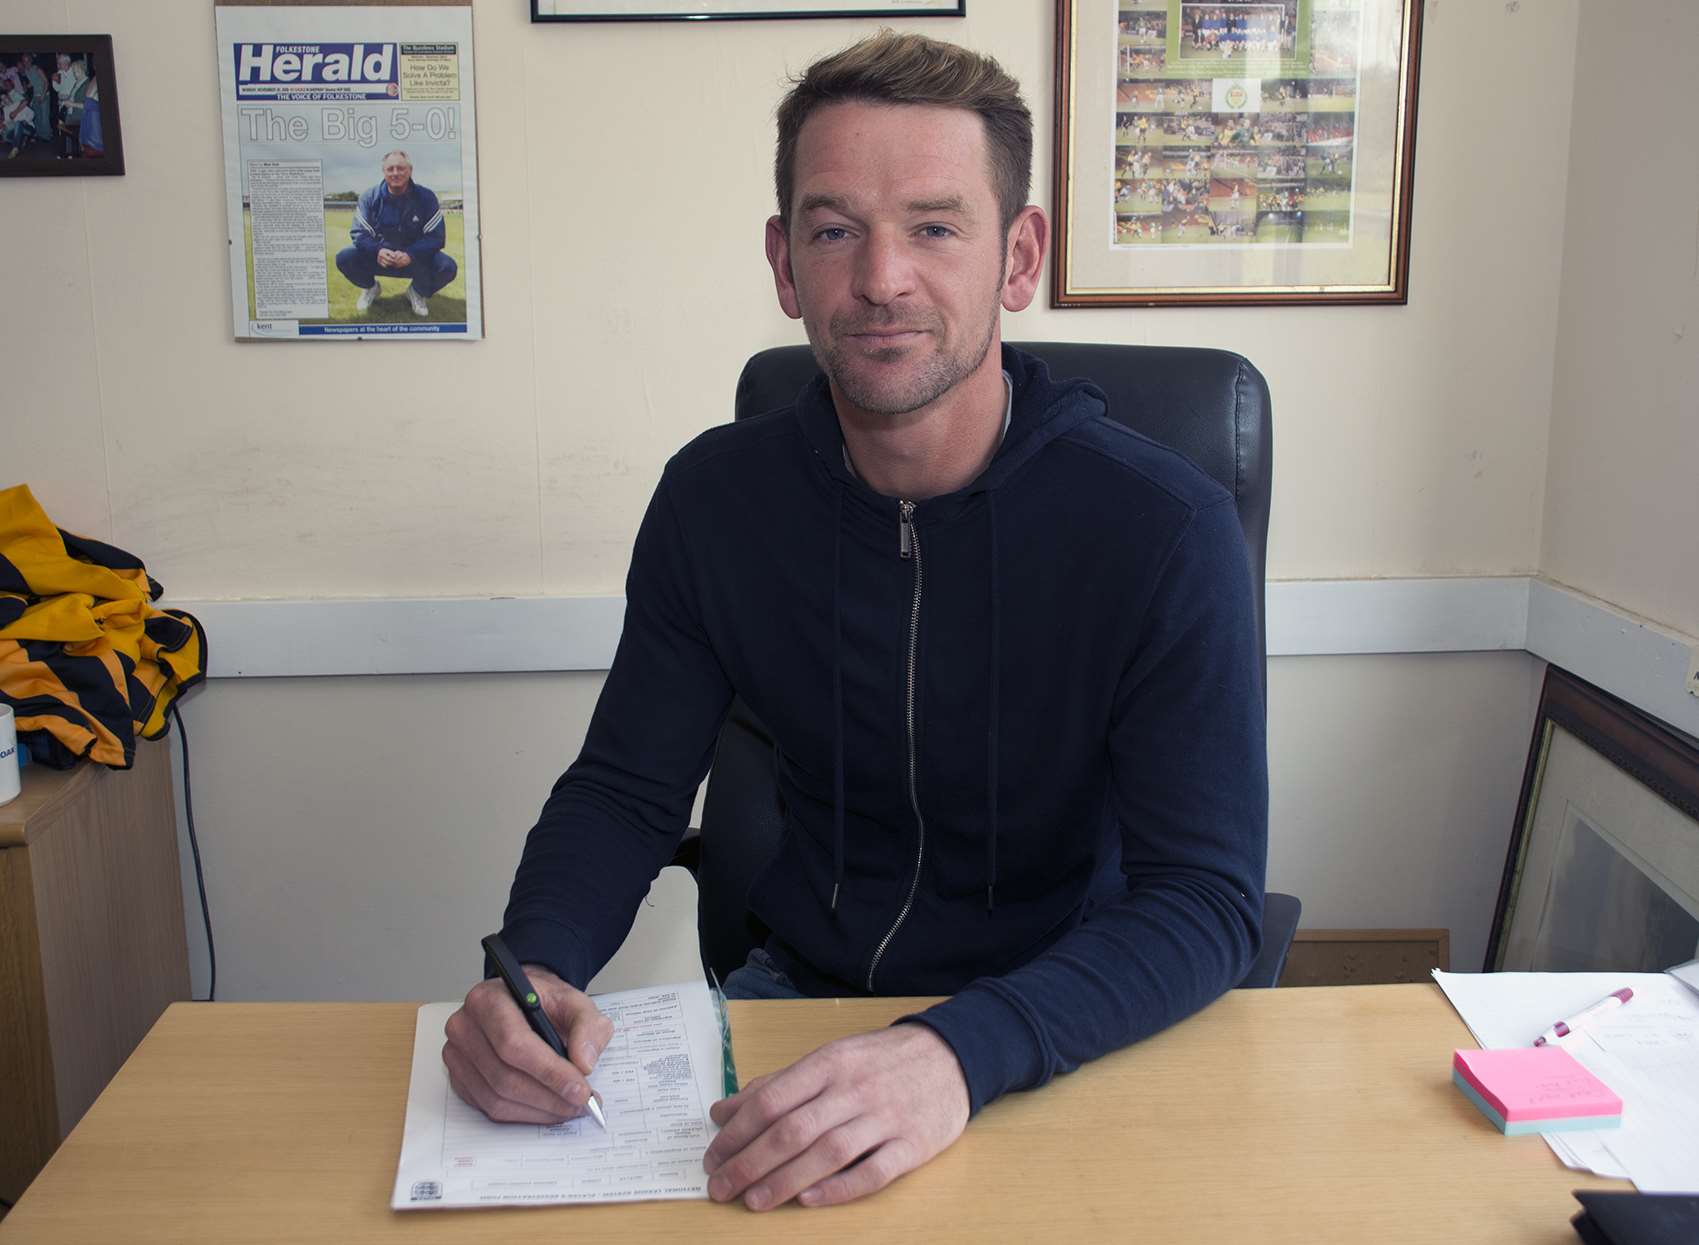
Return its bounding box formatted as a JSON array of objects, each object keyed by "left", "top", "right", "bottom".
[{"left": 805, "top": 279, "right": 1004, "bottom": 418}]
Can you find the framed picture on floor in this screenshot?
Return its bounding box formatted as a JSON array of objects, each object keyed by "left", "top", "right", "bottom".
[
  {"left": 1486, "top": 666, "right": 1699, "bottom": 973},
  {"left": 1053, "top": 0, "right": 1423, "bottom": 306},
  {"left": 0, "top": 34, "right": 124, "bottom": 177}
]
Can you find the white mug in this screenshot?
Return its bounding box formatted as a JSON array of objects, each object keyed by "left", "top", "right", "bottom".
[{"left": 0, "top": 703, "right": 19, "bottom": 806}]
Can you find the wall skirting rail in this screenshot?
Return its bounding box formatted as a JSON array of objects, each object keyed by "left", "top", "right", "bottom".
[{"left": 169, "top": 576, "right": 1699, "bottom": 737}]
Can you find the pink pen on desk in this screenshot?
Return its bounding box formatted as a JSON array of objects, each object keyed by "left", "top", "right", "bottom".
[{"left": 1532, "top": 987, "right": 1633, "bottom": 1046}]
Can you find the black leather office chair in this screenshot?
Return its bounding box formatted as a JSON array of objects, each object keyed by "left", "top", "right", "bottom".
[{"left": 676, "top": 342, "right": 1300, "bottom": 990}]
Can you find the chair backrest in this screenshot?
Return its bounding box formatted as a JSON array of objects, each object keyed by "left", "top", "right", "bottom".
[{"left": 697, "top": 342, "right": 1276, "bottom": 984}]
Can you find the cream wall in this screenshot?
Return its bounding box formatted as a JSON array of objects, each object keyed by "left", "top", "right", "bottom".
[
  {"left": 2, "top": 0, "right": 1594, "bottom": 998},
  {"left": 161, "top": 671, "right": 707, "bottom": 1001},
  {"left": 1542, "top": 0, "right": 1699, "bottom": 639},
  {"left": 163, "top": 651, "right": 1541, "bottom": 1004},
  {"left": 4, "top": 0, "right": 1578, "bottom": 588}
]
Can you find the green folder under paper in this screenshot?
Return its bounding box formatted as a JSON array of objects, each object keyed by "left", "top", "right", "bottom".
[{"left": 710, "top": 968, "right": 740, "bottom": 1098}]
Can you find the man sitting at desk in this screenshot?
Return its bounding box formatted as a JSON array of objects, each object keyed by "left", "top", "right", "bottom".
[{"left": 444, "top": 31, "right": 1267, "bottom": 1211}]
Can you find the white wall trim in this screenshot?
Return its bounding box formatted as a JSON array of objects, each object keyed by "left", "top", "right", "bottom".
[
  {"left": 175, "top": 577, "right": 1529, "bottom": 678},
  {"left": 1265, "top": 577, "right": 1531, "bottom": 656},
  {"left": 1525, "top": 579, "right": 1699, "bottom": 739},
  {"left": 177, "top": 595, "right": 628, "bottom": 678},
  {"left": 168, "top": 576, "right": 1699, "bottom": 735}
]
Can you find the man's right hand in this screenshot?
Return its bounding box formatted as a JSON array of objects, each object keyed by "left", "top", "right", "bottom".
[{"left": 442, "top": 965, "right": 613, "bottom": 1124}]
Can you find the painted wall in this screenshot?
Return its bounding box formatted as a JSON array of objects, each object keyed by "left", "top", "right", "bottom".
[
  {"left": 5, "top": 0, "right": 1578, "bottom": 592},
  {"left": 1542, "top": 0, "right": 1699, "bottom": 639},
  {"left": 1, "top": 0, "right": 1593, "bottom": 998},
  {"left": 163, "top": 650, "right": 1541, "bottom": 1003}
]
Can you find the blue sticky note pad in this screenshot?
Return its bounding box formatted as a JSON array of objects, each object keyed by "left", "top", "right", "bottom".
[
  {"left": 1451, "top": 1048, "right": 1623, "bottom": 1136},
  {"left": 1451, "top": 1067, "right": 1621, "bottom": 1135}
]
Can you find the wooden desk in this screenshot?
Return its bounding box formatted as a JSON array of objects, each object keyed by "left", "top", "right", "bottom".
[{"left": 0, "top": 985, "right": 1627, "bottom": 1243}]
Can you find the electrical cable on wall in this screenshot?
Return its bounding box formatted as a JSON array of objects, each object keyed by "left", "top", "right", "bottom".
[{"left": 171, "top": 702, "right": 216, "bottom": 1003}]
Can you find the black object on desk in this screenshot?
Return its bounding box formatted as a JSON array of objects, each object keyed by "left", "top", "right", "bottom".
[{"left": 1572, "top": 1191, "right": 1699, "bottom": 1245}]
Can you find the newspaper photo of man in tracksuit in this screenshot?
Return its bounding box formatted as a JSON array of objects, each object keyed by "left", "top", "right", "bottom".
[{"left": 334, "top": 149, "right": 458, "bottom": 318}]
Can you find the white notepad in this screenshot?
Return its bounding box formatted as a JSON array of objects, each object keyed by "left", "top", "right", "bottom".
[
  {"left": 392, "top": 980, "right": 724, "bottom": 1209},
  {"left": 1434, "top": 964, "right": 1699, "bottom": 1193}
]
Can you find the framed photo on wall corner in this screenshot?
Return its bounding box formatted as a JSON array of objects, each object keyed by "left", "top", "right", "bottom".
[
  {"left": 0, "top": 34, "right": 124, "bottom": 177},
  {"left": 533, "top": 1, "right": 964, "bottom": 21},
  {"left": 1485, "top": 666, "right": 1699, "bottom": 974},
  {"left": 1052, "top": 0, "right": 1423, "bottom": 306}
]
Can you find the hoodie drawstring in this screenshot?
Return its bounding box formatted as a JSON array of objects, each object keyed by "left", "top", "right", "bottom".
[
  {"left": 986, "top": 490, "right": 1000, "bottom": 913},
  {"left": 830, "top": 483, "right": 845, "bottom": 914}
]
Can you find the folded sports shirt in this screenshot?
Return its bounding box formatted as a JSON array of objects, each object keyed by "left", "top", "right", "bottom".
[{"left": 0, "top": 483, "right": 206, "bottom": 768}]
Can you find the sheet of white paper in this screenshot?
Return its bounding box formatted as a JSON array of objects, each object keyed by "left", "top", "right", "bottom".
[
  {"left": 392, "top": 980, "right": 724, "bottom": 1209},
  {"left": 1433, "top": 969, "right": 1699, "bottom": 1191}
]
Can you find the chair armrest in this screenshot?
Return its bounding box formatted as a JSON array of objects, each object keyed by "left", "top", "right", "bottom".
[
  {"left": 1238, "top": 891, "right": 1302, "bottom": 989},
  {"left": 670, "top": 827, "right": 702, "bottom": 877}
]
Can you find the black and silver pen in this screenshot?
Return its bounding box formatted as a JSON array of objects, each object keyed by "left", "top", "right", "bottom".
[{"left": 481, "top": 932, "right": 606, "bottom": 1129}]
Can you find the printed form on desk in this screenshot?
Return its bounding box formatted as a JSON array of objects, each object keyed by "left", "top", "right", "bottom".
[
  {"left": 392, "top": 981, "right": 725, "bottom": 1209},
  {"left": 1435, "top": 964, "right": 1699, "bottom": 1193}
]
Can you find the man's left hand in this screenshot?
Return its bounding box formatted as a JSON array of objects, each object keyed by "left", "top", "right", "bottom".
[{"left": 702, "top": 1023, "right": 969, "bottom": 1211}]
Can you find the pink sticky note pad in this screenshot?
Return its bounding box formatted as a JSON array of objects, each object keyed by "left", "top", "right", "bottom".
[{"left": 1452, "top": 1048, "right": 1622, "bottom": 1134}]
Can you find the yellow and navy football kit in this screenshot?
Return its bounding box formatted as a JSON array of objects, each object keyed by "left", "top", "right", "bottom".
[{"left": 0, "top": 484, "right": 205, "bottom": 769}]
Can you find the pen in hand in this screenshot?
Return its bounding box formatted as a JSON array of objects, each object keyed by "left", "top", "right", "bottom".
[
  {"left": 1533, "top": 987, "right": 1633, "bottom": 1047},
  {"left": 481, "top": 933, "right": 607, "bottom": 1129}
]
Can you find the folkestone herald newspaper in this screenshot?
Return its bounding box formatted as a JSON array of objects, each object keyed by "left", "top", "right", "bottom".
[{"left": 214, "top": 5, "right": 482, "bottom": 340}]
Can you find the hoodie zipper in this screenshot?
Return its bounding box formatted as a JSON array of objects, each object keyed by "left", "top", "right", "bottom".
[{"left": 867, "top": 500, "right": 925, "bottom": 990}]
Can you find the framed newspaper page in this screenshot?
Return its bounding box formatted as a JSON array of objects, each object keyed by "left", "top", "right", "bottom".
[
  {"left": 533, "top": 1, "right": 963, "bottom": 19},
  {"left": 1054, "top": 0, "right": 1423, "bottom": 307},
  {"left": 214, "top": 3, "right": 482, "bottom": 339}
]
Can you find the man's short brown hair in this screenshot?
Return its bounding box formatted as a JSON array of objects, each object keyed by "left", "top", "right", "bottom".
[{"left": 774, "top": 30, "right": 1032, "bottom": 235}]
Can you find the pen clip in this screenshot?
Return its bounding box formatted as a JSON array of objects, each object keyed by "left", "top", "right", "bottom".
[
  {"left": 481, "top": 933, "right": 566, "bottom": 1061},
  {"left": 480, "top": 933, "right": 531, "bottom": 1004}
]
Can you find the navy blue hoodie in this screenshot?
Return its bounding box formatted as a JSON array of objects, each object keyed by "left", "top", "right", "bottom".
[{"left": 501, "top": 345, "right": 1268, "bottom": 1116}]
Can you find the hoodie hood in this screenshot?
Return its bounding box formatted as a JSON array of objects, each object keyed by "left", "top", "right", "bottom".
[{"left": 793, "top": 344, "right": 1110, "bottom": 515}]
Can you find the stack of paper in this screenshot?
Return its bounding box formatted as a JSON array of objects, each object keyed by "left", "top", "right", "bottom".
[
  {"left": 391, "top": 980, "right": 727, "bottom": 1209},
  {"left": 1434, "top": 964, "right": 1699, "bottom": 1192}
]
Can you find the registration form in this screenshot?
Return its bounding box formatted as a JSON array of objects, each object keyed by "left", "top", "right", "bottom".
[{"left": 392, "top": 980, "right": 726, "bottom": 1208}]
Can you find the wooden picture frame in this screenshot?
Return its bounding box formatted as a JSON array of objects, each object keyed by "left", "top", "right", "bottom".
[
  {"left": 1485, "top": 666, "right": 1699, "bottom": 972},
  {"left": 1052, "top": 0, "right": 1422, "bottom": 306},
  {"left": 0, "top": 35, "right": 124, "bottom": 177},
  {"left": 532, "top": 1, "right": 965, "bottom": 21}
]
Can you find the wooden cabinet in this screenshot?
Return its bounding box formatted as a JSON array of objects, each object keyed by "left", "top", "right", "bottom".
[{"left": 0, "top": 740, "right": 191, "bottom": 1202}]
